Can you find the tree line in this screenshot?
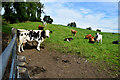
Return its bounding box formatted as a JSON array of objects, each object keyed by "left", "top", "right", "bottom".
[{"left": 2, "top": 2, "right": 52, "bottom": 24}]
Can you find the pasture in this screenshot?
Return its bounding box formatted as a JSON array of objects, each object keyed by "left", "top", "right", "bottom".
[{"left": 2, "top": 22, "right": 119, "bottom": 76}]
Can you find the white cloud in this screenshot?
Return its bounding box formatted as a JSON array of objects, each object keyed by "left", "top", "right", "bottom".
[
  {"left": 79, "top": 8, "right": 91, "bottom": 14},
  {"left": 41, "top": 2, "right": 118, "bottom": 33}
]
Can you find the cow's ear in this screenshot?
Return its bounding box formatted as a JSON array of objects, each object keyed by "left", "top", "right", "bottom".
[{"left": 50, "top": 31, "right": 52, "bottom": 33}]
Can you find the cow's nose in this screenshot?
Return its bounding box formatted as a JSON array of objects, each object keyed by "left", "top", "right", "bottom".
[{"left": 47, "top": 36, "right": 49, "bottom": 38}]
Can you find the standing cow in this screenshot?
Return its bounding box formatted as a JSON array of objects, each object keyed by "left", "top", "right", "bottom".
[
  {"left": 95, "top": 33, "right": 102, "bottom": 43},
  {"left": 71, "top": 29, "right": 77, "bottom": 36},
  {"left": 17, "top": 29, "right": 52, "bottom": 53},
  {"left": 43, "top": 21, "right": 47, "bottom": 27}
]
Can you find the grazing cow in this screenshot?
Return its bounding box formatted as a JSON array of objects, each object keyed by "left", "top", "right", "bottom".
[
  {"left": 43, "top": 21, "right": 47, "bottom": 27},
  {"left": 85, "top": 34, "right": 92, "bottom": 39},
  {"left": 17, "top": 29, "right": 52, "bottom": 53},
  {"left": 71, "top": 29, "right": 77, "bottom": 36},
  {"left": 38, "top": 25, "right": 44, "bottom": 30},
  {"left": 96, "top": 29, "right": 101, "bottom": 32},
  {"left": 64, "top": 38, "right": 73, "bottom": 42},
  {"left": 112, "top": 40, "right": 119, "bottom": 44},
  {"left": 95, "top": 33, "right": 102, "bottom": 43},
  {"left": 89, "top": 36, "right": 95, "bottom": 43}
]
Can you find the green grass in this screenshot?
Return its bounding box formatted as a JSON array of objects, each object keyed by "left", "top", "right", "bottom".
[{"left": 2, "top": 22, "right": 119, "bottom": 74}]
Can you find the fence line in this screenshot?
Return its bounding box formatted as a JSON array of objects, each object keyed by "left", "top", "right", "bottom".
[{"left": 0, "top": 34, "right": 17, "bottom": 80}]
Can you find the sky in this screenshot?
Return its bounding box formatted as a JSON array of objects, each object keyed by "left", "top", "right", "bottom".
[
  {"left": 1, "top": 0, "right": 119, "bottom": 33},
  {"left": 41, "top": 1, "right": 119, "bottom": 33}
]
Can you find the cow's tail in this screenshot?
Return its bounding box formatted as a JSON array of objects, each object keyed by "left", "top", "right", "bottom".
[{"left": 17, "top": 29, "right": 20, "bottom": 42}]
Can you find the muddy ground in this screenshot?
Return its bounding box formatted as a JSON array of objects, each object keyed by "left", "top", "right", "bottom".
[{"left": 18, "top": 42, "right": 116, "bottom": 78}]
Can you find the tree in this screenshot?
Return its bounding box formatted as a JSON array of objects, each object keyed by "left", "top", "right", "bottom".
[
  {"left": 67, "top": 22, "right": 76, "bottom": 27},
  {"left": 43, "top": 15, "right": 53, "bottom": 24},
  {"left": 2, "top": 2, "right": 44, "bottom": 23},
  {"left": 36, "top": 2, "right": 44, "bottom": 21},
  {"left": 86, "top": 27, "right": 92, "bottom": 30},
  {"left": 2, "top": 2, "right": 16, "bottom": 23},
  {"left": 13, "top": 2, "right": 28, "bottom": 22}
]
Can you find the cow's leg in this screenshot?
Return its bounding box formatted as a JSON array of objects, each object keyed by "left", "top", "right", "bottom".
[
  {"left": 18, "top": 38, "right": 24, "bottom": 53},
  {"left": 37, "top": 41, "right": 41, "bottom": 51},
  {"left": 97, "top": 40, "right": 99, "bottom": 43},
  {"left": 18, "top": 43, "right": 21, "bottom": 53},
  {"left": 32, "top": 42, "right": 34, "bottom": 46},
  {"left": 75, "top": 33, "right": 76, "bottom": 36},
  {"left": 21, "top": 44, "right": 24, "bottom": 52},
  {"left": 101, "top": 38, "right": 102, "bottom": 43}
]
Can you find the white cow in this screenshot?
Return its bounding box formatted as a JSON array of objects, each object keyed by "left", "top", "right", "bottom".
[{"left": 43, "top": 21, "right": 47, "bottom": 27}]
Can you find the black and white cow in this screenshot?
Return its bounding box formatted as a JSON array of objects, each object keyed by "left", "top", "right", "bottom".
[
  {"left": 95, "top": 33, "right": 102, "bottom": 43},
  {"left": 17, "top": 29, "right": 52, "bottom": 53},
  {"left": 64, "top": 38, "right": 73, "bottom": 42}
]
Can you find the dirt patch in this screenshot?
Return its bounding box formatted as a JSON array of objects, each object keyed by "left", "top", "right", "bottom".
[
  {"left": 2, "top": 32, "right": 10, "bottom": 52},
  {"left": 29, "top": 66, "right": 47, "bottom": 76},
  {"left": 18, "top": 42, "right": 116, "bottom": 78}
]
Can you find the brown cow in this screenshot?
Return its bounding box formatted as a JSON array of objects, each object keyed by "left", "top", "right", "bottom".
[
  {"left": 89, "top": 36, "right": 95, "bottom": 43},
  {"left": 85, "top": 34, "right": 92, "bottom": 39},
  {"left": 71, "top": 29, "right": 77, "bottom": 36}
]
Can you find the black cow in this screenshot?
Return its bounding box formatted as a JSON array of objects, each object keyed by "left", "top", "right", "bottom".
[{"left": 112, "top": 40, "right": 119, "bottom": 44}]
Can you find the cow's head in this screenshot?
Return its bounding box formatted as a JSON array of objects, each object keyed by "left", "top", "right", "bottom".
[
  {"left": 90, "top": 36, "right": 95, "bottom": 42},
  {"left": 96, "top": 33, "right": 100, "bottom": 35},
  {"left": 89, "top": 36, "right": 95, "bottom": 43},
  {"left": 41, "top": 30, "right": 52, "bottom": 38}
]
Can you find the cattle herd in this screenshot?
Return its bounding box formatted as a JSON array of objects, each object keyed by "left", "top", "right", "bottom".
[
  {"left": 11, "top": 26, "right": 119, "bottom": 53},
  {"left": 65, "top": 29, "right": 119, "bottom": 45},
  {"left": 65, "top": 29, "right": 103, "bottom": 44}
]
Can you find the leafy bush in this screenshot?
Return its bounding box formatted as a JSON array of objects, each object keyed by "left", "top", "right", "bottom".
[
  {"left": 67, "top": 22, "right": 76, "bottom": 27},
  {"left": 43, "top": 15, "right": 53, "bottom": 24}
]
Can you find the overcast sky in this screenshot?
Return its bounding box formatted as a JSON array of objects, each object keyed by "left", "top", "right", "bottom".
[{"left": 41, "top": 0, "right": 119, "bottom": 33}]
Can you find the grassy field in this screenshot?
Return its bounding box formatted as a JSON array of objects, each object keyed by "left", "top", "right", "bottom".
[{"left": 2, "top": 22, "right": 119, "bottom": 74}]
